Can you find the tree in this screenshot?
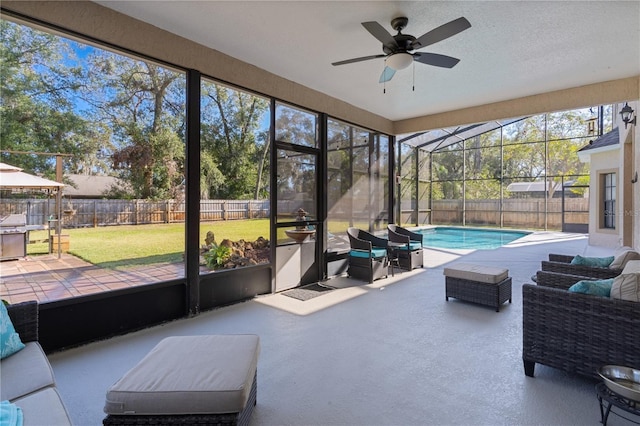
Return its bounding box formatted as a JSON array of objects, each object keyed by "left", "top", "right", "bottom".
[
  {"left": 84, "top": 52, "right": 186, "bottom": 199},
  {"left": 505, "top": 112, "right": 589, "bottom": 198},
  {"left": 201, "top": 83, "right": 270, "bottom": 199},
  {"left": 0, "top": 20, "right": 104, "bottom": 177}
]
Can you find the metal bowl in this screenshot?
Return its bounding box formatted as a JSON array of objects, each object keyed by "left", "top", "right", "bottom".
[{"left": 598, "top": 365, "right": 640, "bottom": 402}]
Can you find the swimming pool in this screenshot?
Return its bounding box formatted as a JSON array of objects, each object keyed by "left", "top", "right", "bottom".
[{"left": 417, "top": 227, "right": 530, "bottom": 250}]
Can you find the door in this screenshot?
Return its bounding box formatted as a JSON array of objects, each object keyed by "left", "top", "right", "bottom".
[
  {"left": 271, "top": 102, "right": 324, "bottom": 292},
  {"left": 274, "top": 147, "right": 320, "bottom": 292}
]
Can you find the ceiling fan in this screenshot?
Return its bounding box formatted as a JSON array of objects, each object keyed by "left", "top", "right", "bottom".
[{"left": 332, "top": 16, "right": 471, "bottom": 83}]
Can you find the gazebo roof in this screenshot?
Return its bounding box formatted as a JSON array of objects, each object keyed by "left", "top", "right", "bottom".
[{"left": 0, "top": 162, "right": 64, "bottom": 190}]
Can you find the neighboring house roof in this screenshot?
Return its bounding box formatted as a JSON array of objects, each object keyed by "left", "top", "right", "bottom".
[
  {"left": 577, "top": 127, "right": 619, "bottom": 163},
  {"left": 63, "top": 174, "right": 123, "bottom": 198},
  {"left": 506, "top": 181, "right": 569, "bottom": 193}
]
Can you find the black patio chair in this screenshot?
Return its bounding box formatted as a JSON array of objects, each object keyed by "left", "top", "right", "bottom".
[
  {"left": 387, "top": 224, "right": 424, "bottom": 270},
  {"left": 346, "top": 227, "right": 389, "bottom": 283}
]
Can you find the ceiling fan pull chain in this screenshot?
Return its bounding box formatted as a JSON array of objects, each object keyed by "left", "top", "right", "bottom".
[
  {"left": 412, "top": 62, "right": 415, "bottom": 91},
  {"left": 383, "top": 59, "right": 387, "bottom": 94}
]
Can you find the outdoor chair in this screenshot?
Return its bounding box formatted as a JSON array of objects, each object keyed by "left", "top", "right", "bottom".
[
  {"left": 541, "top": 253, "right": 626, "bottom": 279},
  {"left": 346, "top": 227, "right": 389, "bottom": 283},
  {"left": 387, "top": 224, "right": 424, "bottom": 270},
  {"left": 523, "top": 270, "right": 640, "bottom": 378}
]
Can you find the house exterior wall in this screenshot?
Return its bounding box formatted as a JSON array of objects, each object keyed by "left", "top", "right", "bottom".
[
  {"left": 586, "top": 101, "right": 639, "bottom": 250},
  {"left": 619, "top": 101, "right": 640, "bottom": 250},
  {"left": 587, "top": 149, "right": 620, "bottom": 247}
]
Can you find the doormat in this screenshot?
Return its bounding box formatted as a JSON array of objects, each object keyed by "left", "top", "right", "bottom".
[{"left": 282, "top": 283, "right": 335, "bottom": 301}]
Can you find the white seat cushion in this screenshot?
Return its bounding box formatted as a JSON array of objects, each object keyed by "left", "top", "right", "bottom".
[
  {"left": 13, "top": 387, "right": 72, "bottom": 426},
  {"left": 0, "top": 342, "right": 56, "bottom": 401},
  {"left": 104, "top": 334, "right": 260, "bottom": 415},
  {"left": 443, "top": 262, "right": 509, "bottom": 284}
]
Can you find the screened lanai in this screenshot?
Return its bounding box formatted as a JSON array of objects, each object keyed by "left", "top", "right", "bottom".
[
  {"left": 1, "top": 0, "right": 637, "bottom": 358},
  {"left": 394, "top": 106, "right": 612, "bottom": 231}
]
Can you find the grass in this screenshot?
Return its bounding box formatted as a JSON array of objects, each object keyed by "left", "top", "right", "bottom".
[{"left": 28, "top": 219, "right": 269, "bottom": 269}]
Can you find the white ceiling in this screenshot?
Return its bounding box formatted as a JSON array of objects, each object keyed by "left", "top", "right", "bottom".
[{"left": 95, "top": 1, "right": 639, "bottom": 122}]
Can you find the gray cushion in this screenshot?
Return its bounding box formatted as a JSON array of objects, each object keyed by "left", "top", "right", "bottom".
[
  {"left": 443, "top": 262, "right": 509, "bottom": 284},
  {"left": 0, "top": 342, "right": 56, "bottom": 401},
  {"left": 610, "top": 260, "right": 640, "bottom": 302},
  {"left": 609, "top": 249, "right": 640, "bottom": 270},
  {"left": 13, "top": 387, "right": 72, "bottom": 426},
  {"left": 105, "top": 334, "right": 260, "bottom": 415}
]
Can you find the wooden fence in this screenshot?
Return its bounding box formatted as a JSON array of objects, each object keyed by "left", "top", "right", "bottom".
[
  {"left": 1, "top": 197, "right": 589, "bottom": 231},
  {"left": 428, "top": 198, "right": 589, "bottom": 230},
  {"left": 0, "top": 199, "right": 270, "bottom": 228}
]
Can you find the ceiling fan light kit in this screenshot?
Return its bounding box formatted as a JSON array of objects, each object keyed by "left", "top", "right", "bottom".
[
  {"left": 332, "top": 15, "right": 471, "bottom": 84},
  {"left": 387, "top": 52, "right": 414, "bottom": 70}
]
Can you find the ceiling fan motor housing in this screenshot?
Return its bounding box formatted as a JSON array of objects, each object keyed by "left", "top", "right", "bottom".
[{"left": 383, "top": 33, "right": 417, "bottom": 54}]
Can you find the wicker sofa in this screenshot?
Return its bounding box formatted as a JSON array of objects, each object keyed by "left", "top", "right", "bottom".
[
  {"left": 540, "top": 246, "right": 640, "bottom": 279},
  {"left": 541, "top": 254, "right": 623, "bottom": 278},
  {"left": 522, "top": 270, "right": 640, "bottom": 378},
  {"left": 0, "top": 301, "right": 72, "bottom": 425}
]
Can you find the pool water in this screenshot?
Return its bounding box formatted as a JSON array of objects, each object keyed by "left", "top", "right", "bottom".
[{"left": 417, "top": 227, "right": 530, "bottom": 250}]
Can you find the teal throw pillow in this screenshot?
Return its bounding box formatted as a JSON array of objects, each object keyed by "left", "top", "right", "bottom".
[
  {"left": 568, "top": 278, "right": 614, "bottom": 297},
  {"left": 570, "top": 254, "right": 615, "bottom": 268},
  {"left": 0, "top": 400, "right": 23, "bottom": 426},
  {"left": 0, "top": 302, "right": 25, "bottom": 359}
]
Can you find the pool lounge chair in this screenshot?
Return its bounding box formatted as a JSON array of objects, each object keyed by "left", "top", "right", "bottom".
[
  {"left": 346, "top": 227, "right": 388, "bottom": 283},
  {"left": 387, "top": 224, "right": 424, "bottom": 270}
]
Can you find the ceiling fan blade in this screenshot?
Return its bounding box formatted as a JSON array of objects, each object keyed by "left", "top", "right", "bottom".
[
  {"left": 362, "top": 21, "right": 398, "bottom": 49},
  {"left": 379, "top": 66, "right": 396, "bottom": 83},
  {"left": 332, "top": 54, "right": 386, "bottom": 66},
  {"left": 411, "top": 17, "right": 471, "bottom": 50},
  {"left": 414, "top": 52, "right": 460, "bottom": 68}
]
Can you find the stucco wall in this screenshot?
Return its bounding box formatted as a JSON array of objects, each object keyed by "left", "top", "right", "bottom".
[
  {"left": 587, "top": 102, "right": 639, "bottom": 250},
  {"left": 587, "top": 149, "right": 621, "bottom": 247},
  {"left": 619, "top": 103, "right": 640, "bottom": 250}
]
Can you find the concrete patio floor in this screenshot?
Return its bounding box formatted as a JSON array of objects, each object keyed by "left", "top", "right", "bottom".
[{"left": 40, "top": 231, "right": 635, "bottom": 426}]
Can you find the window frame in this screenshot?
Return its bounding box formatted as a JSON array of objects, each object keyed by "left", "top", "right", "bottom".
[{"left": 600, "top": 171, "right": 616, "bottom": 230}]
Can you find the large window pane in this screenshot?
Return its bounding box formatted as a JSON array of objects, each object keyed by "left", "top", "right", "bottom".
[
  {"left": 326, "top": 118, "right": 389, "bottom": 250},
  {"left": 275, "top": 103, "right": 318, "bottom": 148},
  {"left": 200, "top": 79, "right": 271, "bottom": 271},
  {"left": 1, "top": 18, "right": 187, "bottom": 303},
  {"left": 276, "top": 150, "right": 316, "bottom": 222}
]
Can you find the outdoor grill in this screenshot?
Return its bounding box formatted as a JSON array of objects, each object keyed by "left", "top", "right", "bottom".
[{"left": 0, "top": 213, "right": 27, "bottom": 261}]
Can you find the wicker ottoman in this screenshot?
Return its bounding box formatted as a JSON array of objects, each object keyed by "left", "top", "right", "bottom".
[
  {"left": 103, "top": 334, "right": 260, "bottom": 426},
  {"left": 443, "top": 263, "right": 512, "bottom": 312}
]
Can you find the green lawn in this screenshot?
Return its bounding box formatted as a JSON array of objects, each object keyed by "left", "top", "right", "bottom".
[{"left": 28, "top": 219, "right": 269, "bottom": 269}]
